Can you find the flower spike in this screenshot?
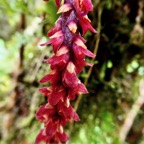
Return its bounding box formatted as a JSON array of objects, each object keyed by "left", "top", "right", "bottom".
[{"left": 36, "top": 0, "right": 96, "bottom": 143}]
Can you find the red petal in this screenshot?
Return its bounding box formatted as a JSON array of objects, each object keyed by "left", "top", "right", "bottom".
[
  {"left": 63, "top": 70, "right": 79, "bottom": 88},
  {"left": 74, "top": 59, "right": 87, "bottom": 74},
  {"left": 79, "top": 16, "right": 96, "bottom": 35},
  {"left": 46, "top": 53, "right": 69, "bottom": 70},
  {"left": 68, "top": 83, "right": 88, "bottom": 100},
  {"left": 39, "top": 87, "right": 50, "bottom": 96},
  {"left": 82, "top": 0, "right": 93, "bottom": 13},
  {"left": 75, "top": 35, "right": 87, "bottom": 43},
  {"left": 68, "top": 90, "right": 76, "bottom": 100},
  {"left": 56, "top": 132, "right": 69, "bottom": 143},
  {"left": 73, "top": 37, "right": 95, "bottom": 59},
  {"left": 77, "top": 83, "right": 88, "bottom": 94},
  {"left": 40, "top": 74, "right": 51, "bottom": 83},
  {"left": 48, "top": 18, "right": 62, "bottom": 36},
  {"left": 51, "top": 36, "right": 64, "bottom": 53},
  {"left": 35, "top": 129, "right": 47, "bottom": 144},
  {"left": 49, "top": 91, "right": 65, "bottom": 105},
  {"left": 79, "top": 46, "right": 95, "bottom": 58},
  {"left": 36, "top": 104, "right": 56, "bottom": 121},
  {"left": 73, "top": 0, "right": 93, "bottom": 15},
  {"left": 62, "top": 62, "right": 79, "bottom": 87},
  {"left": 60, "top": 104, "right": 77, "bottom": 121},
  {"left": 63, "top": 106, "right": 74, "bottom": 119},
  {"left": 59, "top": 117, "right": 67, "bottom": 126},
  {"left": 40, "top": 40, "right": 51, "bottom": 46},
  {"left": 39, "top": 70, "right": 60, "bottom": 85},
  {"left": 55, "top": 0, "right": 62, "bottom": 7},
  {"left": 47, "top": 54, "right": 69, "bottom": 65},
  {"left": 73, "top": 45, "right": 85, "bottom": 60},
  {"left": 46, "top": 122, "right": 57, "bottom": 137},
  {"left": 36, "top": 105, "right": 46, "bottom": 121},
  {"left": 73, "top": 112, "right": 80, "bottom": 122}
]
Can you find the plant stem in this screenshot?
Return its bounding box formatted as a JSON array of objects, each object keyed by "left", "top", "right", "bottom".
[{"left": 119, "top": 80, "right": 144, "bottom": 142}]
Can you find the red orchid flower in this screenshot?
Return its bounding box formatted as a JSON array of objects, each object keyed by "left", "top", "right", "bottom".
[{"left": 36, "top": 0, "right": 96, "bottom": 143}]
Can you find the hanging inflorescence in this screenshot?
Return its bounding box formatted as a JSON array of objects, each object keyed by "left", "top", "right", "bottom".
[{"left": 35, "top": 0, "right": 96, "bottom": 143}]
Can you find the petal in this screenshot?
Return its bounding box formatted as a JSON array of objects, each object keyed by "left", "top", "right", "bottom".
[
  {"left": 67, "top": 21, "right": 77, "bottom": 33},
  {"left": 63, "top": 70, "right": 79, "bottom": 88},
  {"left": 55, "top": 0, "right": 62, "bottom": 7},
  {"left": 56, "top": 45, "right": 69, "bottom": 56},
  {"left": 39, "top": 87, "right": 51, "bottom": 96},
  {"left": 81, "top": 0, "right": 93, "bottom": 13},
  {"left": 74, "top": 59, "right": 87, "bottom": 74},
  {"left": 63, "top": 62, "right": 79, "bottom": 87},
  {"left": 74, "top": 37, "right": 87, "bottom": 49},
  {"left": 45, "top": 53, "right": 69, "bottom": 70},
  {"left": 73, "top": 112, "right": 80, "bottom": 122},
  {"left": 48, "top": 18, "right": 62, "bottom": 36},
  {"left": 46, "top": 122, "right": 57, "bottom": 137},
  {"left": 66, "top": 106, "right": 79, "bottom": 121},
  {"left": 36, "top": 104, "right": 56, "bottom": 122},
  {"left": 35, "top": 129, "right": 47, "bottom": 144},
  {"left": 50, "top": 30, "right": 63, "bottom": 39},
  {"left": 49, "top": 91, "right": 65, "bottom": 105},
  {"left": 56, "top": 110, "right": 68, "bottom": 126},
  {"left": 68, "top": 90, "right": 76, "bottom": 100},
  {"left": 73, "top": 45, "right": 85, "bottom": 60},
  {"left": 36, "top": 105, "right": 47, "bottom": 120},
  {"left": 68, "top": 83, "right": 88, "bottom": 100},
  {"left": 40, "top": 40, "right": 51, "bottom": 46},
  {"left": 56, "top": 132, "right": 69, "bottom": 143},
  {"left": 73, "top": 0, "right": 82, "bottom": 15},
  {"left": 48, "top": 85, "right": 66, "bottom": 105},
  {"left": 51, "top": 36, "right": 64, "bottom": 53},
  {"left": 57, "top": 3, "right": 72, "bottom": 14},
  {"left": 39, "top": 70, "right": 60, "bottom": 85},
  {"left": 77, "top": 83, "right": 88, "bottom": 94},
  {"left": 40, "top": 74, "right": 52, "bottom": 83},
  {"left": 75, "top": 35, "right": 87, "bottom": 43},
  {"left": 73, "top": 0, "right": 93, "bottom": 15},
  {"left": 77, "top": 45, "right": 96, "bottom": 58},
  {"left": 79, "top": 16, "right": 96, "bottom": 35},
  {"left": 59, "top": 104, "right": 79, "bottom": 121},
  {"left": 66, "top": 61, "right": 75, "bottom": 73},
  {"left": 74, "top": 58, "right": 94, "bottom": 74}
]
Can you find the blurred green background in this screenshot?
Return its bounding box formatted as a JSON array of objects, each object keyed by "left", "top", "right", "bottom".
[{"left": 0, "top": 0, "right": 144, "bottom": 144}]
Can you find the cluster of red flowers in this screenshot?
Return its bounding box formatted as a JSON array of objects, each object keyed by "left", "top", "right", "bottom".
[{"left": 35, "top": 0, "right": 96, "bottom": 143}]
